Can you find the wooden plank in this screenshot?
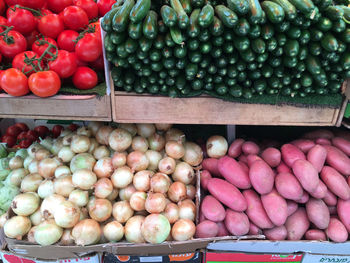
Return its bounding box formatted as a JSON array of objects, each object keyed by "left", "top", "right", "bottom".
[
  {"left": 0, "top": 95, "right": 112, "bottom": 121},
  {"left": 113, "top": 92, "right": 339, "bottom": 126}
]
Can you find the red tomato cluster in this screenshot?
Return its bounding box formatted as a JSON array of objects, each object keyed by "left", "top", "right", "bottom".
[
  {"left": 0, "top": 0, "right": 114, "bottom": 97},
  {"left": 0, "top": 123, "right": 65, "bottom": 148}
]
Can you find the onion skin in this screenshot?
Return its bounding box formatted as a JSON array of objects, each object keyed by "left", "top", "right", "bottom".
[
  {"left": 93, "top": 146, "right": 110, "bottom": 160},
  {"left": 145, "top": 193, "right": 167, "bottom": 213},
  {"left": 171, "top": 219, "right": 196, "bottom": 241},
  {"left": 141, "top": 214, "right": 170, "bottom": 244},
  {"left": 72, "top": 219, "right": 101, "bottom": 246},
  {"left": 112, "top": 201, "right": 134, "bottom": 223},
  {"left": 94, "top": 178, "right": 113, "bottom": 199},
  {"left": 54, "top": 165, "right": 71, "bottom": 178},
  {"left": 111, "top": 152, "right": 127, "bottom": 168},
  {"left": 158, "top": 157, "right": 176, "bottom": 175},
  {"left": 125, "top": 215, "right": 145, "bottom": 243},
  {"left": 12, "top": 192, "right": 40, "bottom": 216},
  {"left": 38, "top": 158, "right": 60, "bottom": 179},
  {"left": 111, "top": 166, "right": 134, "bottom": 189},
  {"left": 130, "top": 191, "right": 147, "bottom": 211},
  {"left": 150, "top": 173, "right": 171, "bottom": 194},
  {"left": 9, "top": 156, "right": 24, "bottom": 169},
  {"left": 127, "top": 151, "right": 149, "bottom": 172},
  {"left": 35, "top": 149, "right": 50, "bottom": 161},
  {"left": 172, "top": 162, "right": 195, "bottom": 185},
  {"left": 70, "top": 153, "right": 96, "bottom": 173},
  {"left": 145, "top": 150, "right": 162, "bottom": 171},
  {"left": 165, "top": 141, "right": 185, "bottom": 159},
  {"left": 103, "top": 221, "right": 124, "bottom": 242},
  {"left": 109, "top": 128, "right": 132, "bottom": 152},
  {"left": 178, "top": 200, "right": 196, "bottom": 221},
  {"left": 88, "top": 198, "right": 112, "bottom": 222},
  {"left": 54, "top": 175, "right": 75, "bottom": 197},
  {"left": 20, "top": 173, "right": 43, "bottom": 193},
  {"left": 206, "top": 136, "right": 228, "bottom": 158},
  {"left": 132, "top": 136, "right": 149, "bottom": 152},
  {"left": 4, "top": 216, "right": 31, "bottom": 239},
  {"left": 148, "top": 133, "right": 166, "bottom": 152},
  {"left": 34, "top": 220, "right": 63, "bottom": 246},
  {"left": 96, "top": 126, "right": 113, "bottom": 145},
  {"left": 69, "top": 189, "right": 89, "bottom": 207},
  {"left": 40, "top": 194, "right": 65, "bottom": 219},
  {"left": 168, "top": 182, "right": 187, "bottom": 203},
  {"left": 183, "top": 142, "right": 203, "bottom": 166},
  {"left": 70, "top": 135, "right": 90, "bottom": 154},
  {"left": 54, "top": 201, "right": 80, "bottom": 228},
  {"left": 72, "top": 169, "right": 97, "bottom": 190},
  {"left": 133, "top": 170, "right": 152, "bottom": 192},
  {"left": 93, "top": 157, "right": 113, "bottom": 178}
]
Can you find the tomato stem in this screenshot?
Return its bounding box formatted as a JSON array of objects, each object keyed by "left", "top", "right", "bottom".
[
  {"left": 0, "top": 25, "right": 15, "bottom": 44},
  {"left": 73, "top": 24, "right": 97, "bottom": 45},
  {"left": 11, "top": 5, "right": 42, "bottom": 17}
]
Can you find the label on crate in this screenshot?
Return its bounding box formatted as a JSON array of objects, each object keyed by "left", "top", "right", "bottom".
[
  {"left": 205, "top": 252, "right": 303, "bottom": 263},
  {"left": 103, "top": 252, "right": 201, "bottom": 263},
  {"left": 0, "top": 252, "right": 100, "bottom": 263},
  {"left": 302, "top": 254, "right": 350, "bottom": 263}
]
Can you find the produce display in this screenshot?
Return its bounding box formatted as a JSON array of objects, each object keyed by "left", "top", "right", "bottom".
[
  {"left": 1, "top": 122, "right": 202, "bottom": 246},
  {"left": 103, "top": 0, "right": 350, "bottom": 99},
  {"left": 0, "top": 0, "right": 115, "bottom": 97},
  {"left": 199, "top": 129, "right": 350, "bottom": 242}
]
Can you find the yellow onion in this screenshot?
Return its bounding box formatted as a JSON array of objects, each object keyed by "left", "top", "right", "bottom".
[
  {"left": 0, "top": 212, "right": 9, "bottom": 228},
  {"left": 111, "top": 166, "right": 133, "bottom": 188},
  {"left": 38, "top": 158, "right": 60, "bottom": 179},
  {"left": 6, "top": 168, "right": 28, "bottom": 186},
  {"left": 54, "top": 165, "right": 71, "bottom": 178},
  {"left": 145, "top": 193, "right": 167, "bottom": 213},
  {"left": 130, "top": 191, "right": 147, "bottom": 211},
  {"left": 107, "top": 188, "right": 119, "bottom": 201},
  {"left": 206, "top": 135, "right": 228, "bottom": 158},
  {"left": 119, "top": 184, "right": 136, "bottom": 201},
  {"left": 111, "top": 152, "right": 127, "bottom": 168},
  {"left": 158, "top": 157, "right": 176, "bottom": 175},
  {"left": 88, "top": 198, "right": 112, "bottom": 222},
  {"left": 70, "top": 135, "right": 90, "bottom": 153},
  {"left": 88, "top": 122, "right": 103, "bottom": 136},
  {"left": 112, "top": 201, "right": 134, "bottom": 223},
  {"left": 40, "top": 194, "right": 66, "bottom": 219},
  {"left": 94, "top": 178, "right": 113, "bottom": 199},
  {"left": 50, "top": 138, "right": 64, "bottom": 155},
  {"left": 119, "top": 123, "right": 137, "bottom": 137},
  {"left": 109, "top": 128, "right": 132, "bottom": 152},
  {"left": 127, "top": 151, "right": 149, "bottom": 172},
  {"left": 70, "top": 153, "right": 96, "bottom": 173},
  {"left": 155, "top": 124, "right": 172, "bottom": 131},
  {"left": 133, "top": 170, "right": 152, "bottom": 192},
  {"left": 34, "top": 220, "right": 63, "bottom": 245},
  {"left": 178, "top": 199, "right": 196, "bottom": 221},
  {"left": 141, "top": 214, "right": 170, "bottom": 244},
  {"left": 20, "top": 173, "right": 43, "bottom": 192},
  {"left": 132, "top": 136, "right": 149, "bottom": 152},
  {"left": 150, "top": 173, "right": 171, "bottom": 194},
  {"left": 172, "top": 162, "right": 195, "bottom": 184},
  {"left": 186, "top": 185, "right": 196, "bottom": 200},
  {"left": 165, "top": 129, "right": 185, "bottom": 143},
  {"left": 148, "top": 133, "right": 166, "bottom": 151},
  {"left": 62, "top": 133, "right": 74, "bottom": 146},
  {"left": 103, "top": 221, "right": 124, "bottom": 242},
  {"left": 30, "top": 209, "right": 42, "bottom": 226},
  {"left": 24, "top": 156, "right": 34, "bottom": 169},
  {"left": 58, "top": 146, "right": 75, "bottom": 163},
  {"left": 124, "top": 215, "right": 145, "bottom": 243},
  {"left": 4, "top": 216, "right": 31, "bottom": 239},
  {"left": 28, "top": 143, "right": 44, "bottom": 158},
  {"left": 35, "top": 149, "right": 51, "bottom": 161},
  {"left": 168, "top": 182, "right": 187, "bottom": 203},
  {"left": 93, "top": 145, "right": 110, "bottom": 160},
  {"left": 54, "top": 175, "right": 75, "bottom": 197},
  {"left": 145, "top": 150, "right": 162, "bottom": 171},
  {"left": 96, "top": 126, "right": 113, "bottom": 145},
  {"left": 165, "top": 140, "right": 185, "bottom": 159},
  {"left": 171, "top": 219, "right": 195, "bottom": 241},
  {"left": 136, "top": 124, "right": 156, "bottom": 138},
  {"left": 9, "top": 156, "right": 24, "bottom": 169},
  {"left": 27, "top": 226, "right": 37, "bottom": 243},
  {"left": 12, "top": 192, "right": 40, "bottom": 216},
  {"left": 28, "top": 160, "right": 39, "bottom": 174},
  {"left": 72, "top": 169, "right": 97, "bottom": 190},
  {"left": 77, "top": 126, "right": 92, "bottom": 137},
  {"left": 93, "top": 157, "right": 113, "bottom": 178},
  {"left": 183, "top": 142, "right": 203, "bottom": 166},
  {"left": 162, "top": 203, "right": 179, "bottom": 224},
  {"left": 54, "top": 201, "right": 80, "bottom": 228},
  {"left": 88, "top": 138, "right": 99, "bottom": 154},
  {"left": 72, "top": 219, "right": 101, "bottom": 245},
  {"left": 59, "top": 229, "right": 74, "bottom": 245},
  {"left": 69, "top": 189, "right": 89, "bottom": 207}
]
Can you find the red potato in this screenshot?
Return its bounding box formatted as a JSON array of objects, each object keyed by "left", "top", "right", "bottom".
[
  {"left": 208, "top": 178, "right": 247, "bottom": 212},
  {"left": 281, "top": 144, "right": 306, "bottom": 168},
  {"left": 216, "top": 221, "right": 230, "bottom": 237},
  {"left": 275, "top": 172, "right": 303, "bottom": 201},
  {"left": 305, "top": 229, "right": 327, "bottom": 241},
  {"left": 303, "top": 129, "right": 334, "bottom": 140},
  {"left": 316, "top": 138, "right": 332, "bottom": 146},
  {"left": 249, "top": 160, "right": 274, "bottom": 195},
  {"left": 261, "top": 147, "right": 281, "bottom": 167},
  {"left": 248, "top": 223, "right": 263, "bottom": 235},
  {"left": 246, "top": 154, "right": 263, "bottom": 167},
  {"left": 239, "top": 155, "right": 248, "bottom": 164},
  {"left": 277, "top": 161, "right": 292, "bottom": 173},
  {"left": 199, "top": 212, "right": 206, "bottom": 223},
  {"left": 228, "top": 138, "right": 245, "bottom": 158},
  {"left": 224, "top": 209, "right": 250, "bottom": 236},
  {"left": 200, "top": 170, "right": 212, "bottom": 191},
  {"left": 332, "top": 137, "right": 350, "bottom": 156},
  {"left": 291, "top": 139, "right": 315, "bottom": 153},
  {"left": 321, "top": 166, "right": 350, "bottom": 200},
  {"left": 202, "top": 158, "right": 220, "bottom": 177},
  {"left": 261, "top": 189, "right": 288, "bottom": 226},
  {"left": 329, "top": 206, "right": 337, "bottom": 215},
  {"left": 296, "top": 191, "right": 309, "bottom": 204},
  {"left": 218, "top": 156, "right": 251, "bottom": 189},
  {"left": 243, "top": 190, "right": 274, "bottom": 229},
  {"left": 238, "top": 161, "right": 249, "bottom": 174},
  {"left": 326, "top": 218, "right": 348, "bottom": 243},
  {"left": 285, "top": 207, "right": 310, "bottom": 240},
  {"left": 323, "top": 190, "right": 338, "bottom": 206},
  {"left": 287, "top": 200, "right": 298, "bottom": 216},
  {"left": 242, "top": 141, "right": 260, "bottom": 155},
  {"left": 263, "top": 226, "right": 287, "bottom": 241},
  {"left": 324, "top": 146, "right": 350, "bottom": 176},
  {"left": 310, "top": 180, "right": 327, "bottom": 199},
  {"left": 306, "top": 198, "right": 330, "bottom": 229},
  {"left": 292, "top": 159, "right": 319, "bottom": 193},
  {"left": 201, "top": 195, "right": 225, "bottom": 222},
  {"left": 195, "top": 220, "right": 219, "bottom": 238},
  {"left": 307, "top": 145, "right": 327, "bottom": 173},
  {"left": 337, "top": 199, "right": 350, "bottom": 232}
]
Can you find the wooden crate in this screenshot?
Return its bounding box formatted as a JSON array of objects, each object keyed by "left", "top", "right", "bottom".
[
  {"left": 112, "top": 90, "right": 346, "bottom": 126},
  {"left": 0, "top": 94, "right": 112, "bottom": 121}
]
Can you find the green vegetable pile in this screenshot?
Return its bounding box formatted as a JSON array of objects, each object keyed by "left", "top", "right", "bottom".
[{"left": 102, "top": 0, "right": 350, "bottom": 100}]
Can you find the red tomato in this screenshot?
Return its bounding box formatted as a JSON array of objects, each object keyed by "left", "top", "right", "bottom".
[
  {"left": 1, "top": 134, "right": 16, "bottom": 147},
  {"left": 52, "top": 125, "right": 63, "bottom": 138},
  {"left": 17, "top": 131, "right": 27, "bottom": 141},
  {"left": 73, "top": 0, "right": 98, "bottom": 20},
  {"left": 4, "top": 0, "right": 18, "bottom": 5},
  {"left": 89, "top": 55, "right": 104, "bottom": 71},
  {"left": 38, "top": 14, "right": 64, "bottom": 40},
  {"left": 32, "top": 37, "right": 57, "bottom": 59},
  {"left": 57, "top": 30, "right": 79, "bottom": 52},
  {"left": 18, "top": 0, "right": 45, "bottom": 9},
  {"left": 73, "top": 52, "right": 88, "bottom": 67},
  {"left": 48, "top": 50, "right": 77, "bottom": 78},
  {"left": 68, "top": 123, "right": 78, "bottom": 131},
  {"left": 0, "top": 54, "right": 2, "bottom": 64},
  {"left": 34, "top": 126, "right": 49, "bottom": 138},
  {"left": 0, "top": 0, "right": 5, "bottom": 16},
  {"left": 0, "top": 68, "right": 29, "bottom": 96},
  {"left": 0, "top": 30, "right": 26, "bottom": 58},
  {"left": 73, "top": 66, "right": 98, "bottom": 90},
  {"left": 97, "top": 0, "right": 115, "bottom": 17},
  {"left": 89, "top": 21, "right": 101, "bottom": 42},
  {"left": 6, "top": 126, "right": 22, "bottom": 137},
  {"left": 0, "top": 16, "right": 7, "bottom": 27},
  {"left": 24, "top": 30, "right": 40, "bottom": 48},
  {"left": 26, "top": 130, "right": 38, "bottom": 141},
  {"left": 48, "top": 0, "right": 72, "bottom": 13},
  {"left": 75, "top": 33, "right": 101, "bottom": 62},
  {"left": 40, "top": 8, "right": 53, "bottom": 16},
  {"left": 62, "top": 6, "right": 89, "bottom": 31},
  {"left": 7, "top": 6, "right": 37, "bottom": 35},
  {"left": 19, "top": 138, "right": 32, "bottom": 148},
  {"left": 15, "top": 123, "right": 29, "bottom": 132},
  {"left": 28, "top": 70, "right": 61, "bottom": 97},
  {"left": 12, "top": 51, "right": 41, "bottom": 76}
]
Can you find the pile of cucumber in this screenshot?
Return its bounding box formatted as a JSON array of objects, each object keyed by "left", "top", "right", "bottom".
[{"left": 102, "top": 0, "right": 350, "bottom": 99}]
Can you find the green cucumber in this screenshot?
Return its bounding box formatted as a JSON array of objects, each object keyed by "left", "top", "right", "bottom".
[
  {"left": 161, "top": 6, "right": 178, "bottom": 27},
  {"left": 261, "top": 24, "right": 274, "bottom": 40},
  {"left": 130, "top": 0, "right": 151, "bottom": 23},
  {"left": 170, "top": 27, "right": 185, "bottom": 44},
  {"left": 270, "top": 0, "right": 297, "bottom": 20},
  {"left": 261, "top": 1, "right": 285, "bottom": 24},
  {"left": 299, "top": 30, "right": 310, "bottom": 44},
  {"left": 247, "top": 0, "right": 264, "bottom": 24},
  {"left": 234, "top": 18, "right": 250, "bottom": 36},
  {"left": 234, "top": 36, "right": 250, "bottom": 51},
  {"left": 249, "top": 24, "right": 261, "bottom": 38},
  {"left": 310, "top": 28, "right": 323, "bottom": 41},
  {"left": 227, "top": 0, "right": 250, "bottom": 15},
  {"left": 198, "top": 4, "right": 215, "bottom": 28},
  {"left": 309, "top": 42, "right": 321, "bottom": 56},
  {"left": 321, "top": 33, "right": 339, "bottom": 52},
  {"left": 317, "top": 17, "right": 333, "bottom": 31},
  {"left": 306, "top": 55, "right": 321, "bottom": 75},
  {"left": 112, "top": 0, "right": 135, "bottom": 32},
  {"left": 251, "top": 38, "right": 266, "bottom": 54},
  {"left": 170, "top": 0, "right": 190, "bottom": 29},
  {"left": 324, "top": 5, "right": 344, "bottom": 20},
  {"left": 180, "top": 0, "right": 192, "bottom": 14},
  {"left": 341, "top": 52, "right": 350, "bottom": 70},
  {"left": 288, "top": 0, "right": 315, "bottom": 15},
  {"left": 125, "top": 38, "right": 138, "bottom": 53},
  {"left": 102, "top": 7, "right": 121, "bottom": 32},
  {"left": 139, "top": 37, "right": 153, "bottom": 52},
  {"left": 210, "top": 16, "right": 224, "bottom": 36},
  {"left": 188, "top": 9, "right": 201, "bottom": 38},
  {"left": 332, "top": 19, "right": 346, "bottom": 33},
  {"left": 215, "top": 5, "right": 237, "bottom": 28},
  {"left": 128, "top": 22, "right": 142, "bottom": 39},
  {"left": 104, "top": 34, "right": 115, "bottom": 53},
  {"left": 110, "top": 31, "right": 126, "bottom": 44},
  {"left": 143, "top": 11, "right": 158, "bottom": 39}
]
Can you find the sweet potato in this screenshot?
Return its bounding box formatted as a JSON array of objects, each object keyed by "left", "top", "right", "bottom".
[
  {"left": 281, "top": 144, "right": 306, "bottom": 168},
  {"left": 323, "top": 190, "right": 338, "bottom": 206},
  {"left": 239, "top": 161, "right": 249, "bottom": 174},
  {"left": 277, "top": 161, "right": 292, "bottom": 173},
  {"left": 324, "top": 146, "right": 350, "bottom": 176},
  {"left": 243, "top": 190, "right": 274, "bottom": 229},
  {"left": 337, "top": 199, "right": 350, "bottom": 232},
  {"left": 329, "top": 206, "right": 337, "bottom": 215},
  {"left": 321, "top": 166, "right": 350, "bottom": 200},
  {"left": 249, "top": 160, "right": 274, "bottom": 195},
  {"left": 261, "top": 189, "right": 288, "bottom": 226},
  {"left": 326, "top": 218, "right": 348, "bottom": 243},
  {"left": 228, "top": 139, "right": 245, "bottom": 158},
  {"left": 247, "top": 154, "right": 263, "bottom": 167},
  {"left": 310, "top": 180, "right": 327, "bottom": 199},
  {"left": 263, "top": 226, "right": 287, "bottom": 241},
  {"left": 208, "top": 178, "right": 247, "bottom": 212},
  {"left": 248, "top": 223, "right": 263, "bottom": 235},
  {"left": 291, "top": 139, "right": 315, "bottom": 153},
  {"left": 201, "top": 195, "right": 225, "bottom": 222},
  {"left": 307, "top": 145, "right": 327, "bottom": 173},
  {"left": 200, "top": 170, "right": 212, "bottom": 191},
  {"left": 202, "top": 158, "right": 220, "bottom": 177},
  {"left": 303, "top": 129, "right": 334, "bottom": 140},
  {"left": 195, "top": 220, "right": 219, "bottom": 238},
  {"left": 316, "top": 138, "right": 332, "bottom": 146},
  {"left": 285, "top": 207, "right": 310, "bottom": 240},
  {"left": 305, "top": 229, "right": 327, "bottom": 241},
  {"left": 216, "top": 221, "right": 230, "bottom": 237},
  {"left": 306, "top": 198, "right": 330, "bottom": 229},
  {"left": 224, "top": 209, "right": 250, "bottom": 236},
  {"left": 332, "top": 137, "right": 350, "bottom": 156},
  {"left": 218, "top": 156, "right": 251, "bottom": 189},
  {"left": 275, "top": 172, "right": 303, "bottom": 201},
  {"left": 296, "top": 191, "right": 309, "bottom": 204},
  {"left": 239, "top": 155, "right": 248, "bottom": 164},
  {"left": 292, "top": 159, "right": 319, "bottom": 193},
  {"left": 242, "top": 141, "right": 260, "bottom": 155},
  {"left": 287, "top": 200, "right": 298, "bottom": 216},
  {"left": 261, "top": 147, "right": 281, "bottom": 167}
]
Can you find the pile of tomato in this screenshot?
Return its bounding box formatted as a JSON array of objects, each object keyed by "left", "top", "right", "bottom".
[{"left": 0, "top": 0, "right": 116, "bottom": 97}]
